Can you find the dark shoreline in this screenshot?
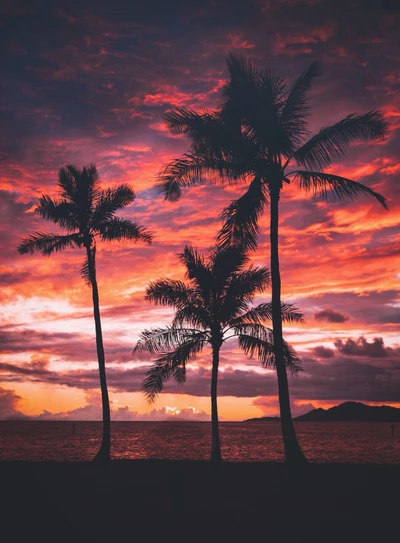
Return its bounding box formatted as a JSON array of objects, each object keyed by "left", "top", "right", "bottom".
[{"left": 2, "top": 461, "right": 399, "bottom": 542}]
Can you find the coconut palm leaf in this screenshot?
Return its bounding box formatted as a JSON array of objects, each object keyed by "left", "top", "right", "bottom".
[
  {"left": 98, "top": 217, "right": 153, "bottom": 243},
  {"left": 172, "top": 304, "right": 212, "bottom": 329},
  {"left": 292, "top": 111, "right": 387, "bottom": 170},
  {"left": 57, "top": 166, "right": 77, "bottom": 200},
  {"left": 36, "top": 196, "right": 79, "bottom": 230},
  {"left": 226, "top": 266, "right": 271, "bottom": 300},
  {"left": 211, "top": 245, "right": 249, "bottom": 291},
  {"left": 145, "top": 279, "right": 192, "bottom": 309},
  {"left": 179, "top": 245, "right": 213, "bottom": 303},
  {"left": 164, "top": 107, "right": 218, "bottom": 137},
  {"left": 142, "top": 334, "right": 206, "bottom": 402},
  {"left": 18, "top": 232, "right": 82, "bottom": 255},
  {"left": 93, "top": 185, "right": 136, "bottom": 224},
  {"left": 280, "top": 61, "right": 322, "bottom": 149},
  {"left": 217, "top": 176, "right": 268, "bottom": 250},
  {"left": 134, "top": 326, "right": 208, "bottom": 355},
  {"left": 290, "top": 170, "right": 388, "bottom": 209},
  {"left": 231, "top": 302, "right": 304, "bottom": 326},
  {"left": 237, "top": 333, "right": 302, "bottom": 374},
  {"left": 237, "top": 333, "right": 275, "bottom": 367}
]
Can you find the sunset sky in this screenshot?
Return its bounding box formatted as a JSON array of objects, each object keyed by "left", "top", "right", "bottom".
[{"left": 1, "top": 0, "right": 400, "bottom": 421}]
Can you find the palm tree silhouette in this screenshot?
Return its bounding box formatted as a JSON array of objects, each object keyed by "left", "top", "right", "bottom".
[
  {"left": 134, "top": 245, "right": 303, "bottom": 463},
  {"left": 155, "top": 54, "right": 388, "bottom": 466},
  {"left": 18, "top": 165, "right": 153, "bottom": 461}
]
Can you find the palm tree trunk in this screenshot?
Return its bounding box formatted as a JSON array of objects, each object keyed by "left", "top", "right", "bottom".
[
  {"left": 269, "top": 188, "right": 307, "bottom": 466},
  {"left": 210, "top": 343, "right": 222, "bottom": 464},
  {"left": 87, "top": 245, "right": 111, "bottom": 462}
]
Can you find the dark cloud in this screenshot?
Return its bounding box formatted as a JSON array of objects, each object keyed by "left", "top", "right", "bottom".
[
  {"left": 0, "top": 386, "right": 26, "bottom": 419},
  {"left": 1, "top": 337, "right": 400, "bottom": 404},
  {"left": 297, "top": 291, "right": 400, "bottom": 328},
  {"left": 0, "top": 270, "right": 31, "bottom": 286},
  {"left": 334, "top": 336, "right": 400, "bottom": 358},
  {"left": 312, "top": 345, "right": 335, "bottom": 358},
  {"left": 315, "top": 308, "right": 348, "bottom": 323},
  {"left": 0, "top": 326, "right": 135, "bottom": 364}
]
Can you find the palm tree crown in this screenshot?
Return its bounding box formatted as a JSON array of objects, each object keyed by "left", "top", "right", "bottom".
[
  {"left": 134, "top": 245, "right": 303, "bottom": 401},
  {"left": 157, "top": 54, "right": 387, "bottom": 249},
  {"left": 18, "top": 164, "right": 152, "bottom": 267}
]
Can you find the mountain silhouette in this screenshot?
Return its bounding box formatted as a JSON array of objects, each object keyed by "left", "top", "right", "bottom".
[{"left": 245, "top": 401, "right": 400, "bottom": 422}]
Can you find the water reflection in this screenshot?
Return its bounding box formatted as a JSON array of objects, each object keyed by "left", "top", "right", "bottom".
[{"left": 0, "top": 421, "right": 399, "bottom": 463}]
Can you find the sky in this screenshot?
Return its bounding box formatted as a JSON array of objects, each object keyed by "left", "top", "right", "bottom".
[{"left": 1, "top": 0, "right": 400, "bottom": 421}]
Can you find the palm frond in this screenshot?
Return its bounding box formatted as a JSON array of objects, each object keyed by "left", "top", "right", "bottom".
[
  {"left": 179, "top": 245, "right": 213, "bottom": 302},
  {"left": 231, "top": 302, "right": 304, "bottom": 326},
  {"left": 58, "top": 166, "right": 77, "bottom": 201},
  {"left": 280, "top": 62, "right": 322, "bottom": 148},
  {"left": 237, "top": 332, "right": 275, "bottom": 368},
  {"left": 237, "top": 330, "right": 302, "bottom": 374},
  {"left": 217, "top": 176, "right": 268, "bottom": 251},
  {"left": 282, "top": 340, "right": 303, "bottom": 375},
  {"left": 210, "top": 245, "right": 249, "bottom": 289},
  {"left": 78, "top": 164, "right": 101, "bottom": 205},
  {"left": 224, "top": 54, "right": 287, "bottom": 157},
  {"left": 156, "top": 153, "right": 243, "bottom": 202},
  {"left": 291, "top": 170, "right": 388, "bottom": 209},
  {"left": 99, "top": 217, "right": 153, "bottom": 243},
  {"left": 226, "top": 52, "right": 260, "bottom": 87},
  {"left": 172, "top": 304, "right": 212, "bottom": 330},
  {"left": 155, "top": 154, "right": 210, "bottom": 202},
  {"left": 227, "top": 267, "right": 271, "bottom": 300},
  {"left": 141, "top": 334, "right": 206, "bottom": 402},
  {"left": 134, "top": 326, "right": 206, "bottom": 354},
  {"left": 220, "top": 267, "right": 270, "bottom": 325},
  {"left": 18, "top": 232, "right": 81, "bottom": 255},
  {"left": 36, "top": 195, "right": 79, "bottom": 230},
  {"left": 292, "top": 111, "right": 387, "bottom": 170},
  {"left": 93, "top": 185, "right": 136, "bottom": 225},
  {"left": 164, "top": 107, "right": 217, "bottom": 137},
  {"left": 145, "top": 279, "right": 192, "bottom": 309}
]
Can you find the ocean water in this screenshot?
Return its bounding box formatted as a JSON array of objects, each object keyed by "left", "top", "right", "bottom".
[{"left": 0, "top": 421, "right": 399, "bottom": 463}]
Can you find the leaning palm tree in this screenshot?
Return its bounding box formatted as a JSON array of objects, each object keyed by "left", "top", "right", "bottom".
[
  {"left": 156, "top": 54, "right": 388, "bottom": 466},
  {"left": 18, "top": 164, "right": 153, "bottom": 461},
  {"left": 134, "top": 245, "right": 303, "bottom": 464}
]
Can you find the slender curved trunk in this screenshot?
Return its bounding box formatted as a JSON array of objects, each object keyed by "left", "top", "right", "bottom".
[
  {"left": 210, "top": 343, "right": 222, "bottom": 464},
  {"left": 87, "top": 245, "right": 111, "bottom": 462},
  {"left": 270, "top": 187, "right": 307, "bottom": 466}
]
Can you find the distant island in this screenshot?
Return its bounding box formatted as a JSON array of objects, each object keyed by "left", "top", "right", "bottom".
[{"left": 245, "top": 401, "right": 400, "bottom": 422}]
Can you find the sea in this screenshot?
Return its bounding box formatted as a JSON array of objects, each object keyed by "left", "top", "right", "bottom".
[{"left": 0, "top": 421, "right": 399, "bottom": 463}]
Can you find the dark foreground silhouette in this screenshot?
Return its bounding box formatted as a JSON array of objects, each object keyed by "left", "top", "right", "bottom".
[
  {"left": 18, "top": 165, "right": 153, "bottom": 461},
  {"left": 1, "top": 461, "right": 399, "bottom": 542},
  {"left": 134, "top": 244, "right": 303, "bottom": 464}
]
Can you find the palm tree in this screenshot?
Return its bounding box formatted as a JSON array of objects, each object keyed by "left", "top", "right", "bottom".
[
  {"left": 134, "top": 245, "right": 303, "bottom": 464},
  {"left": 155, "top": 54, "right": 388, "bottom": 466},
  {"left": 18, "top": 164, "right": 153, "bottom": 461}
]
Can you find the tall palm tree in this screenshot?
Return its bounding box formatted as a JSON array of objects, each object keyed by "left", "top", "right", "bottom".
[
  {"left": 134, "top": 245, "right": 303, "bottom": 464},
  {"left": 18, "top": 164, "right": 153, "bottom": 461},
  {"left": 155, "top": 54, "right": 388, "bottom": 466}
]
